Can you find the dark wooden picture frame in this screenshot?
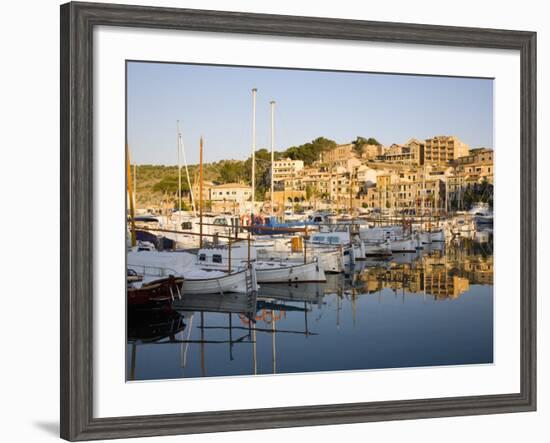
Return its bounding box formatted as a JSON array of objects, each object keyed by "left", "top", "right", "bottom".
[{"left": 60, "top": 2, "right": 536, "bottom": 440}]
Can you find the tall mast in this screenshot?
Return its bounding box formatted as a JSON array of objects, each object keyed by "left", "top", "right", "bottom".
[
  {"left": 177, "top": 121, "right": 182, "bottom": 225},
  {"left": 199, "top": 136, "right": 204, "bottom": 248},
  {"left": 126, "top": 144, "right": 136, "bottom": 247},
  {"left": 177, "top": 121, "right": 196, "bottom": 215},
  {"left": 270, "top": 100, "right": 275, "bottom": 217},
  {"left": 251, "top": 88, "right": 257, "bottom": 220},
  {"left": 133, "top": 163, "right": 137, "bottom": 210}
]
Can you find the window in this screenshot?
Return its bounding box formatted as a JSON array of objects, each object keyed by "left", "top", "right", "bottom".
[
  {"left": 212, "top": 254, "right": 222, "bottom": 263},
  {"left": 198, "top": 253, "right": 206, "bottom": 261}
]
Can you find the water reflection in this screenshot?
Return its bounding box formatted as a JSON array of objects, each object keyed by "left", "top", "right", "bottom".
[{"left": 127, "top": 236, "right": 493, "bottom": 381}]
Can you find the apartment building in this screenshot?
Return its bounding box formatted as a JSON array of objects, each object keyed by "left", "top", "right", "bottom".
[
  {"left": 272, "top": 158, "right": 304, "bottom": 184},
  {"left": 424, "top": 135, "right": 469, "bottom": 164},
  {"left": 362, "top": 168, "right": 445, "bottom": 212},
  {"left": 210, "top": 183, "right": 252, "bottom": 205}
]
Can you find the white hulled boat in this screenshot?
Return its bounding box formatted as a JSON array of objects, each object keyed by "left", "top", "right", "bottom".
[
  {"left": 310, "top": 226, "right": 366, "bottom": 263},
  {"left": 197, "top": 242, "right": 326, "bottom": 283},
  {"left": 127, "top": 250, "right": 254, "bottom": 294},
  {"left": 360, "top": 226, "right": 417, "bottom": 253},
  {"left": 256, "top": 246, "right": 344, "bottom": 274}
]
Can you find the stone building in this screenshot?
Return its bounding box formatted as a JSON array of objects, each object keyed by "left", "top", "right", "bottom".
[
  {"left": 321, "top": 144, "right": 360, "bottom": 170},
  {"left": 361, "top": 143, "right": 386, "bottom": 160}
]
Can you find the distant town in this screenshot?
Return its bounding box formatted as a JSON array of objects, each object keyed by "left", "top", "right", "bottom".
[
  {"left": 126, "top": 70, "right": 494, "bottom": 381},
  {"left": 132, "top": 134, "right": 493, "bottom": 217}
]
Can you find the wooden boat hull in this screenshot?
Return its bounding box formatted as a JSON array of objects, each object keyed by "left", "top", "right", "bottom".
[{"left": 127, "top": 276, "right": 183, "bottom": 308}]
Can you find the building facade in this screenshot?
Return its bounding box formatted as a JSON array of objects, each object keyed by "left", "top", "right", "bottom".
[
  {"left": 424, "top": 135, "right": 469, "bottom": 164},
  {"left": 272, "top": 158, "right": 304, "bottom": 184},
  {"left": 362, "top": 168, "right": 446, "bottom": 213},
  {"left": 210, "top": 183, "right": 252, "bottom": 205},
  {"left": 321, "top": 143, "right": 360, "bottom": 170},
  {"left": 361, "top": 143, "right": 386, "bottom": 160}
]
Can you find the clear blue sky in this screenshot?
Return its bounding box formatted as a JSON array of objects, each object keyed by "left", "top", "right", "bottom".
[{"left": 127, "top": 61, "right": 493, "bottom": 165}]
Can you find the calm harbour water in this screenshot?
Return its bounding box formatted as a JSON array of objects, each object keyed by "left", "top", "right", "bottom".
[{"left": 127, "top": 236, "right": 493, "bottom": 381}]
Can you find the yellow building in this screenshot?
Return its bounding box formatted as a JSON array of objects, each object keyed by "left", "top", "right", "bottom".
[
  {"left": 379, "top": 139, "right": 424, "bottom": 165},
  {"left": 363, "top": 168, "right": 445, "bottom": 212},
  {"left": 361, "top": 143, "right": 386, "bottom": 160},
  {"left": 321, "top": 144, "right": 361, "bottom": 170},
  {"left": 267, "top": 190, "right": 307, "bottom": 208},
  {"left": 455, "top": 147, "right": 493, "bottom": 166},
  {"left": 191, "top": 180, "right": 215, "bottom": 202},
  {"left": 424, "top": 135, "right": 469, "bottom": 164}
]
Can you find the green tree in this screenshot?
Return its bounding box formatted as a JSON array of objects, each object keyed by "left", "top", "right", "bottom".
[
  {"left": 152, "top": 175, "right": 189, "bottom": 194},
  {"left": 244, "top": 148, "right": 272, "bottom": 201},
  {"left": 218, "top": 161, "right": 246, "bottom": 183},
  {"left": 351, "top": 136, "right": 368, "bottom": 156},
  {"left": 352, "top": 136, "right": 381, "bottom": 156},
  {"left": 283, "top": 137, "right": 336, "bottom": 165}
]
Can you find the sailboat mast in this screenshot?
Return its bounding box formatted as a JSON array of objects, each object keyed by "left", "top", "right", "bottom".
[
  {"left": 270, "top": 100, "right": 275, "bottom": 217},
  {"left": 126, "top": 144, "right": 136, "bottom": 247},
  {"left": 251, "top": 88, "right": 257, "bottom": 220},
  {"left": 177, "top": 120, "right": 183, "bottom": 227},
  {"left": 177, "top": 121, "right": 197, "bottom": 215},
  {"left": 199, "top": 136, "right": 204, "bottom": 248},
  {"left": 133, "top": 163, "right": 137, "bottom": 210}
]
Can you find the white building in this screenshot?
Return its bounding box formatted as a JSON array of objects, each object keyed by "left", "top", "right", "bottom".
[
  {"left": 210, "top": 183, "right": 252, "bottom": 205},
  {"left": 273, "top": 158, "right": 304, "bottom": 183}
]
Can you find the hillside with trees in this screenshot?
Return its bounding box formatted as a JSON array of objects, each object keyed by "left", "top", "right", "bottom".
[{"left": 132, "top": 136, "right": 368, "bottom": 209}]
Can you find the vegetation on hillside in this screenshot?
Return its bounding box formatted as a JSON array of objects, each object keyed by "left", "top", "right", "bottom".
[
  {"left": 131, "top": 136, "right": 343, "bottom": 208},
  {"left": 351, "top": 136, "right": 381, "bottom": 155}
]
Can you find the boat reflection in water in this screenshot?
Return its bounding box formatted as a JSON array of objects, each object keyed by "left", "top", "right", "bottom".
[{"left": 127, "top": 236, "right": 493, "bottom": 381}]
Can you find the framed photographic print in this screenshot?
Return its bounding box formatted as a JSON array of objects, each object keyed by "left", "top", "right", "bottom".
[{"left": 60, "top": 1, "right": 536, "bottom": 441}]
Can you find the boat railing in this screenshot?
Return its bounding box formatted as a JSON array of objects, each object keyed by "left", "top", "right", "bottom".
[{"left": 127, "top": 263, "right": 179, "bottom": 277}]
